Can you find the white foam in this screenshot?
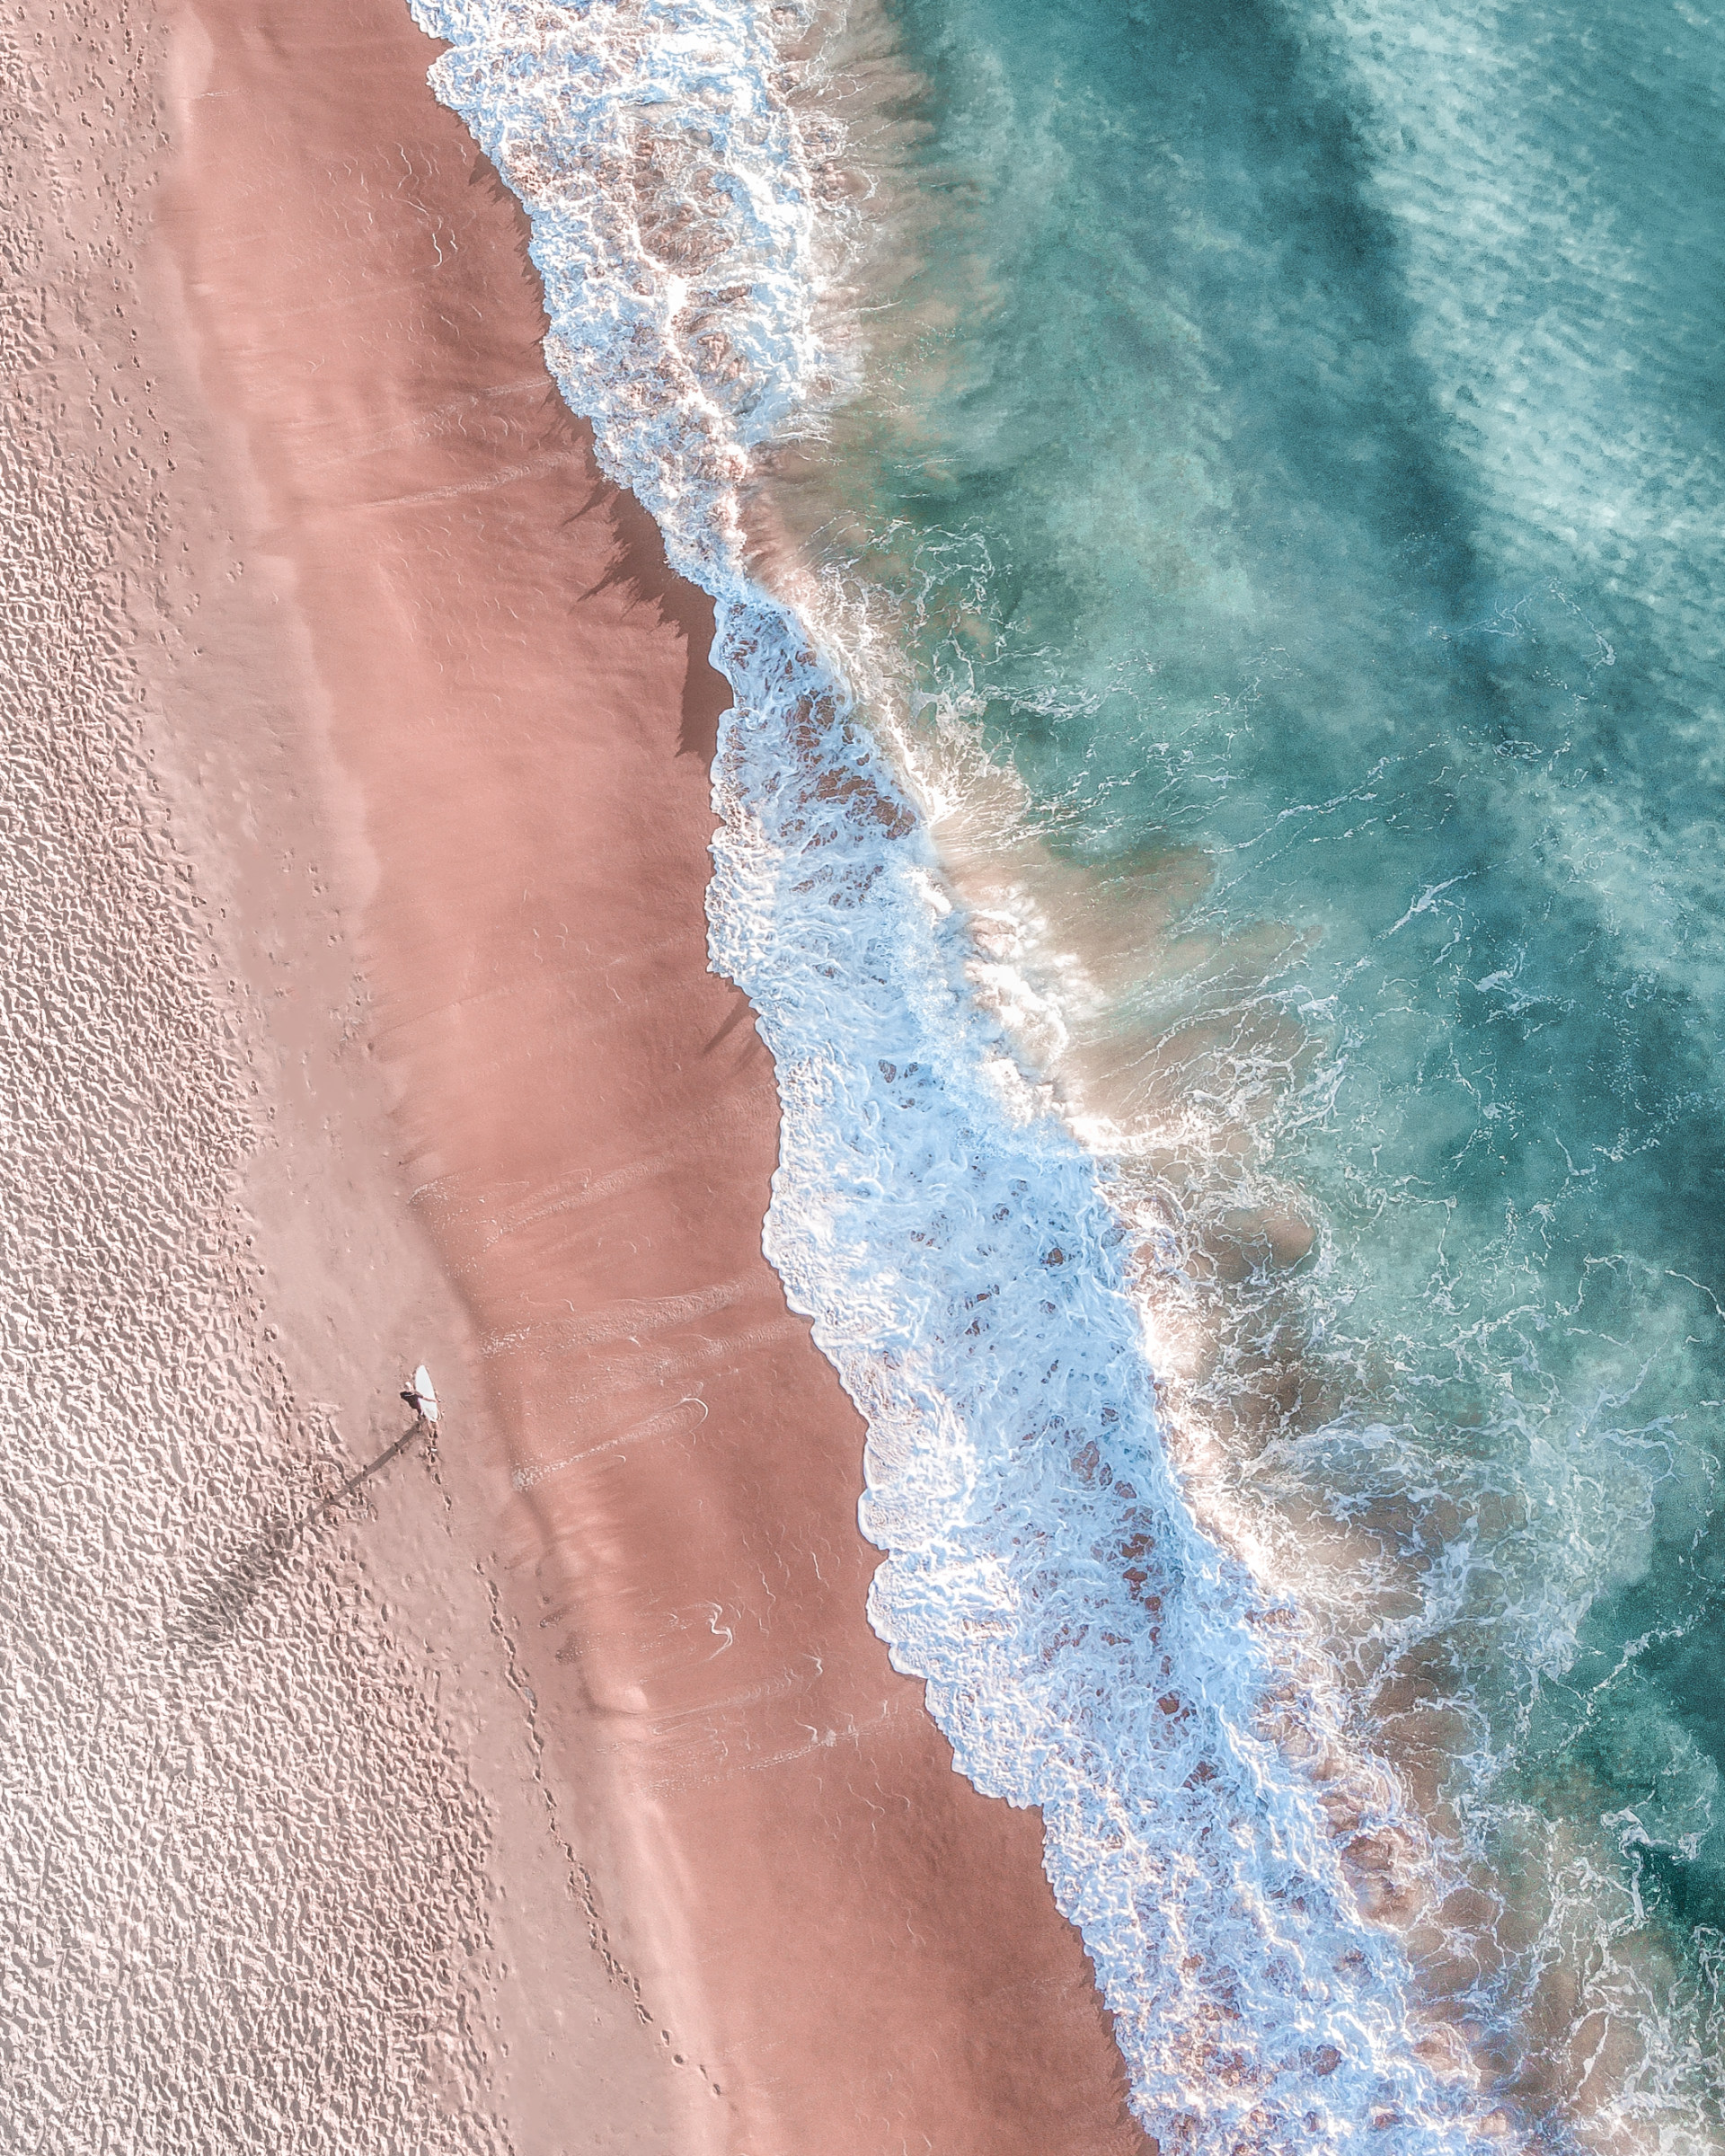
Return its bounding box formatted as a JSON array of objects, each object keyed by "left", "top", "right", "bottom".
[{"left": 410, "top": 1, "right": 1497, "bottom": 2142}]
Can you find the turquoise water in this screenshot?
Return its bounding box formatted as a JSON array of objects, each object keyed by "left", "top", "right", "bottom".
[{"left": 813, "top": 0, "right": 1725, "bottom": 2126}]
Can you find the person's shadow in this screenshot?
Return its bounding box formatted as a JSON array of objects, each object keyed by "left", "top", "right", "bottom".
[
  {"left": 172, "top": 1507, "right": 305, "bottom": 1654},
  {"left": 171, "top": 1415, "right": 428, "bottom": 1657}
]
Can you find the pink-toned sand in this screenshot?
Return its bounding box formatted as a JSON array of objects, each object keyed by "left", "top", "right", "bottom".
[{"left": 160, "top": 3, "right": 1151, "bottom": 2149}]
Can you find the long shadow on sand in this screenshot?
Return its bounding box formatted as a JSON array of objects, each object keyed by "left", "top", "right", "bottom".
[{"left": 172, "top": 1420, "right": 428, "bottom": 1657}]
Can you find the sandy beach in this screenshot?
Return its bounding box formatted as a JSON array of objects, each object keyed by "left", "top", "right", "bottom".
[
  {"left": 0, "top": 0, "right": 1149, "bottom": 2147},
  {"left": 4, "top": 1, "right": 692, "bottom": 2148}
]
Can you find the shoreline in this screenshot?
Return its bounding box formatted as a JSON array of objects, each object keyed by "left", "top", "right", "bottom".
[
  {"left": 153, "top": 2, "right": 1150, "bottom": 2152},
  {"left": 405, "top": 9, "right": 1516, "bottom": 2143}
]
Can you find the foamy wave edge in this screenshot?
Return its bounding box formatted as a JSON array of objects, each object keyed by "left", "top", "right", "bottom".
[{"left": 407, "top": 3, "right": 1501, "bottom": 2145}]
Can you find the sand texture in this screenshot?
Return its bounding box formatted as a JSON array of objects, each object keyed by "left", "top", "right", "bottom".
[{"left": 4, "top": 0, "right": 1146, "bottom": 2147}]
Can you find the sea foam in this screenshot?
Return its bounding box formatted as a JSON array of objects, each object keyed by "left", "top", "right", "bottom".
[{"left": 407, "top": 2, "right": 1499, "bottom": 2143}]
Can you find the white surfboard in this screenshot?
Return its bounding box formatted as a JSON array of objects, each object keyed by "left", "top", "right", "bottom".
[{"left": 411, "top": 1363, "right": 439, "bottom": 1424}]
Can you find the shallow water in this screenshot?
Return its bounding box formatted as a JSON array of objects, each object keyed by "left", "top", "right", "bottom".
[{"left": 415, "top": 0, "right": 1725, "bottom": 2144}]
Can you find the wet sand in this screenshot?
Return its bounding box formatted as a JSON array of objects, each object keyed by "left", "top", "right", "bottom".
[{"left": 148, "top": 0, "right": 1151, "bottom": 2150}]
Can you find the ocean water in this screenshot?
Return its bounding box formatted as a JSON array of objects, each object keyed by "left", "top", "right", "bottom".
[{"left": 410, "top": 1, "right": 1725, "bottom": 2147}]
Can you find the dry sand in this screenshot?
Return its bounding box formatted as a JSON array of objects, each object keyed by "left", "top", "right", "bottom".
[{"left": 4, "top": 0, "right": 1150, "bottom": 2147}]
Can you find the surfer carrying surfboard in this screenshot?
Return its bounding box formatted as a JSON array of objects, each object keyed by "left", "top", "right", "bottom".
[{"left": 400, "top": 1362, "right": 439, "bottom": 1427}]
